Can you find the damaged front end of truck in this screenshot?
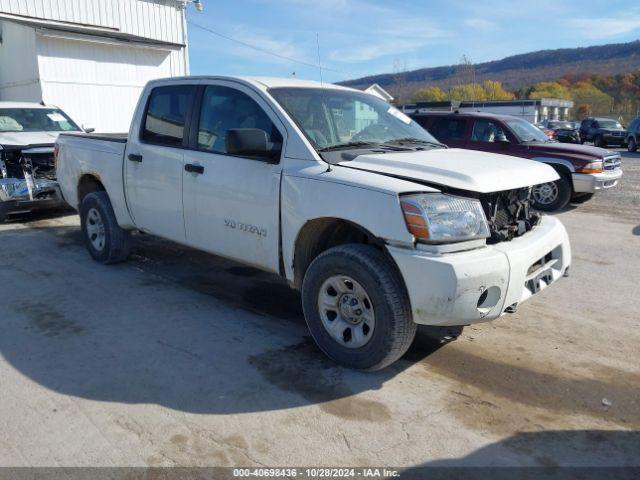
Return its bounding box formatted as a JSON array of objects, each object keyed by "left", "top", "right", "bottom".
[{"left": 0, "top": 144, "right": 64, "bottom": 221}]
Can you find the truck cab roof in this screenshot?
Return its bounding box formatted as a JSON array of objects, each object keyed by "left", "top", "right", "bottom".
[
  {"left": 144, "top": 75, "right": 359, "bottom": 93},
  {"left": 0, "top": 101, "right": 54, "bottom": 109}
]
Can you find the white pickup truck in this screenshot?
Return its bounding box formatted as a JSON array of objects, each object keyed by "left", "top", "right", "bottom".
[{"left": 56, "top": 76, "right": 571, "bottom": 370}]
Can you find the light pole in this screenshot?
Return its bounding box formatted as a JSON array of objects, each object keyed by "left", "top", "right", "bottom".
[{"left": 179, "top": 1, "right": 204, "bottom": 75}]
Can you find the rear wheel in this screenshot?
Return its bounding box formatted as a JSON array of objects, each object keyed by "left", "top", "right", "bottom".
[
  {"left": 302, "top": 244, "right": 416, "bottom": 371},
  {"left": 532, "top": 175, "right": 572, "bottom": 212},
  {"left": 80, "top": 191, "right": 131, "bottom": 264},
  {"left": 628, "top": 137, "right": 637, "bottom": 152}
]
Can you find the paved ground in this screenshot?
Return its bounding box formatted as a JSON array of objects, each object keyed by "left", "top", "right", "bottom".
[{"left": 0, "top": 150, "right": 638, "bottom": 467}]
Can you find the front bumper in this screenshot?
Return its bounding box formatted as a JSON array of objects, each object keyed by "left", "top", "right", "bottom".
[
  {"left": 572, "top": 169, "right": 622, "bottom": 193},
  {"left": 387, "top": 216, "right": 571, "bottom": 326},
  {"left": 0, "top": 178, "right": 64, "bottom": 218},
  {"left": 602, "top": 134, "right": 626, "bottom": 144}
]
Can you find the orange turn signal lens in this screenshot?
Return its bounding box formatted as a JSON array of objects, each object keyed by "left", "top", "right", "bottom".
[
  {"left": 401, "top": 200, "right": 429, "bottom": 240},
  {"left": 580, "top": 161, "right": 603, "bottom": 174}
]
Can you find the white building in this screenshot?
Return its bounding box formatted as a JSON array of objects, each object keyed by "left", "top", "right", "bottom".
[
  {"left": 0, "top": 0, "right": 190, "bottom": 132},
  {"left": 401, "top": 98, "right": 575, "bottom": 124}
]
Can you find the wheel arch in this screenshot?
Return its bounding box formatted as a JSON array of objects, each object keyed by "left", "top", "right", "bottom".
[
  {"left": 77, "top": 174, "right": 106, "bottom": 206},
  {"left": 533, "top": 158, "right": 575, "bottom": 191},
  {"left": 292, "top": 217, "right": 386, "bottom": 290}
]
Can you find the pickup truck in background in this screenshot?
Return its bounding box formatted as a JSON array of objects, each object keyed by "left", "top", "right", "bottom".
[
  {"left": 410, "top": 111, "right": 623, "bottom": 211},
  {"left": 56, "top": 77, "right": 571, "bottom": 370},
  {"left": 0, "top": 102, "right": 87, "bottom": 221}
]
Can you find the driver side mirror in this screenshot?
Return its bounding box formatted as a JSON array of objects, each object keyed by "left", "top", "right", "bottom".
[
  {"left": 83, "top": 125, "right": 95, "bottom": 134},
  {"left": 225, "top": 128, "right": 280, "bottom": 163},
  {"left": 496, "top": 135, "right": 509, "bottom": 144}
]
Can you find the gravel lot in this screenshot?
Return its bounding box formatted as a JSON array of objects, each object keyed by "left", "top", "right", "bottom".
[{"left": 0, "top": 150, "right": 638, "bottom": 468}]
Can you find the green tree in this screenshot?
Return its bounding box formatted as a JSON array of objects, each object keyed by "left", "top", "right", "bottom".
[
  {"left": 413, "top": 86, "right": 447, "bottom": 102},
  {"left": 528, "top": 81, "right": 571, "bottom": 99}
]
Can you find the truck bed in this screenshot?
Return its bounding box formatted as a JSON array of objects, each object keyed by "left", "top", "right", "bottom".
[{"left": 56, "top": 132, "right": 131, "bottom": 225}]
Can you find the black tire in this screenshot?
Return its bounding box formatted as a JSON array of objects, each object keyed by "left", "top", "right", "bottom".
[
  {"left": 80, "top": 191, "right": 131, "bottom": 264},
  {"left": 594, "top": 135, "right": 605, "bottom": 148},
  {"left": 571, "top": 192, "right": 595, "bottom": 204},
  {"left": 302, "top": 244, "right": 416, "bottom": 371},
  {"left": 629, "top": 137, "right": 638, "bottom": 152},
  {"left": 532, "top": 174, "right": 572, "bottom": 212}
]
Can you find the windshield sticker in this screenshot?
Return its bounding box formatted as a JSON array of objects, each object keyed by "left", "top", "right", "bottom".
[
  {"left": 387, "top": 107, "right": 412, "bottom": 125},
  {"left": 47, "top": 113, "right": 67, "bottom": 122}
]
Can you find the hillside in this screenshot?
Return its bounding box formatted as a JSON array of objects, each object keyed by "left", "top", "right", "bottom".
[{"left": 340, "top": 40, "right": 640, "bottom": 98}]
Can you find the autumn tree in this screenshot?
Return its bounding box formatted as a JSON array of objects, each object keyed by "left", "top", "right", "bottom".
[
  {"left": 570, "top": 81, "right": 613, "bottom": 117},
  {"left": 413, "top": 86, "right": 447, "bottom": 102},
  {"left": 482, "top": 80, "right": 515, "bottom": 100},
  {"left": 528, "top": 81, "right": 571, "bottom": 100},
  {"left": 449, "top": 83, "right": 485, "bottom": 101}
]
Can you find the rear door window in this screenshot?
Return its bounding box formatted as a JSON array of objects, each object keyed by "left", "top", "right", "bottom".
[
  {"left": 142, "top": 85, "right": 196, "bottom": 147},
  {"left": 430, "top": 117, "right": 466, "bottom": 140}
]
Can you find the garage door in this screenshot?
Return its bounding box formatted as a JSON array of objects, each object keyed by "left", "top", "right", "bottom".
[{"left": 36, "top": 33, "right": 182, "bottom": 132}]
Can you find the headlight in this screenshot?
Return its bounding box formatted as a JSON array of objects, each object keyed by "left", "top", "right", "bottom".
[
  {"left": 400, "top": 193, "right": 490, "bottom": 243},
  {"left": 580, "top": 161, "right": 603, "bottom": 174}
]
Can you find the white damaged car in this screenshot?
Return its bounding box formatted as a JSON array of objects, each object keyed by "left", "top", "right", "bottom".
[
  {"left": 56, "top": 77, "right": 571, "bottom": 370},
  {"left": 0, "top": 102, "right": 86, "bottom": 221}
]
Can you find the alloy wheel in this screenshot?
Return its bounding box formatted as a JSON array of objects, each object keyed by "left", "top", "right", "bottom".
[{"left": 532, "top": 182, "right": 559, "bottom": 206}]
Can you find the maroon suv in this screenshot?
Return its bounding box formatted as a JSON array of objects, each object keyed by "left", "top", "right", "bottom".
[{"left": 411, "top": 111, "right": 623, "bottom": 211}]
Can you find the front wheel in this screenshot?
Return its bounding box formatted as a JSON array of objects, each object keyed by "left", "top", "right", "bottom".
[
  {"left": 629, "top": 137, "right": 638, "bottom": 152},
  {"left": 594, "top": 135, "right": 606, "bottom": 148},
  {"left": 532, "top": 176, "right": 572, "bottom": 212},
  {"left": 80, "top": 191, "right": 131, "bottom": 264},
  {"left": 571, "top": 192, "right": 594, "bottom": 204},
  {"left": 302, "top": 244, "right": 416, "bottom": 371}
]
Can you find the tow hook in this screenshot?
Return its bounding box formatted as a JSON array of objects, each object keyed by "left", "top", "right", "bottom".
[
  {"left": 505, "top": 303, "right": 518, "bottom": 314},
  {"left": 563, "top": 266, "right": 570, "bottom": 278}
]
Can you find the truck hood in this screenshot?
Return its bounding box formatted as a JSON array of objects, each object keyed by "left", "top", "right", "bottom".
[
  {"left": 522, "top": 141, "right": 612, "bottom": 160},
  {"left": 338, "top": 148, "right": 559, "bottom": 193},
  {"left": 0, "top": 131, "right": 62, "bottom": 147}
]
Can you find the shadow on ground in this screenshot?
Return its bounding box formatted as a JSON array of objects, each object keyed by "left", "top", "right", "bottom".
[
  {"left": 0, "top": 219, "right": 638, "bottom": 436},
  {"left": 398, "top": 430, "right": 640, "bottom": 476},
  {"left": 0, "top": 220, "right": 453, "bottom": 419}
]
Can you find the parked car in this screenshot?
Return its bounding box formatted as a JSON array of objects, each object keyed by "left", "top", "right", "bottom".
[
  {"left": 540, "top": 120, "right": 581, "bottom": 144},
  {"left": 626, "top": 117, "right": 639, "bottom": 152},
  {"left": 535, "top": 124, "right": 556, "bottom": 140},
  {"left": 55, "top": 77, "right": 571, "bottom": 371},
  {"left": 0, "top": 102, "right": 86, "bottom": 221},
  {"left": 412, "top": 111, "right": 623, "bottom": 211},
  {"left": 579, "top": 117, "right": 626, "bottom": 147}
]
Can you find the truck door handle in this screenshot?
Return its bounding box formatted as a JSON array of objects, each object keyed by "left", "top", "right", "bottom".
[
  {"left": 128, "top": 154, "right": 143, "bottom": 163},
  {"left": 185, "top": 163, "right": 204, "bottom": 174}
]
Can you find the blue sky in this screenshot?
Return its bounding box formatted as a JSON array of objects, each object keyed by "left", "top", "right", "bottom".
[{"left": 187, "top": 0, "right": 640, "bottom": 83}]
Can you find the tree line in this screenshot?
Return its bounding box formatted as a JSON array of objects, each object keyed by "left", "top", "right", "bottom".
[{"left": 411, "top": 70, "right": 640, "bottom": 122}]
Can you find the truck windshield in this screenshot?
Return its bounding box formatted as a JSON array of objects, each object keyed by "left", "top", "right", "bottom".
[
  {"left": 269, "top": 87, "right": 440, "bottom": 151},
  {"left": 0, "top": 108, "right": 80, "bottom": 133},
  {"left": 506, "top": 118, "right": 550, "bottom": 142}
]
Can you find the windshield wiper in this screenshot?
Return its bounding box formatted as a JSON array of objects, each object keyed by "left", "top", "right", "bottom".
[
  {"left": 383, "top": 137, "right": 446, "bottom": 148},
  {"left": 317, "top": 141, "right": 377, "bottom": 152}
]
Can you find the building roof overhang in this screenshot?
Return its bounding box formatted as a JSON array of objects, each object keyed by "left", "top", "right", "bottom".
[{"left": 0, "top": 12, "right": 185, "bottom": 50}]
